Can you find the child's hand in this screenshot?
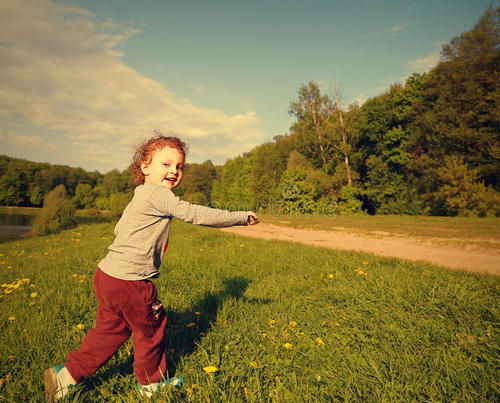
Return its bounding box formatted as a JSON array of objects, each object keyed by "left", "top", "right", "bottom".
[{"left": 247, "top": 212, "right": 259, "bottom": 225}]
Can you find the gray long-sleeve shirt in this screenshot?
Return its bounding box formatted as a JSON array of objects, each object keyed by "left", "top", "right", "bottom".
[{"left": 98, "top": 183, "right": 249, "bottom": 280}]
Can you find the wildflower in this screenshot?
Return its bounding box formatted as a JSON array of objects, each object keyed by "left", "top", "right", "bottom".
[
  {"left": 187, "top": 322, "right": 195, "bottom": 328},
  {"left": 328, "top": 274, "right": 334, "bottom": 279},
  {"left": 195, "top": 312, "right": 200, "bottom": 315},
  {"left": 203, "top": 366, "right": 218, "bottom": 374},
  {"left": 4, "top": 289, "right": 12, "bottom": 295},
  {"left": 363, "top": 261, "right": 369, "bottom": 265},
  {"left": 30, "top": 292, "right": 38, "bottom": 298},
  {"left": 8, "top": 355, "right": 14, "bottom": 361},
  {"left": 250, "top": 361, "right": 257, "bottom": 368},
  {"left": 8, "top": 316, "right": 15, "bottom": 321},
  {"left": 199, "top": 248, "right": 204, "bottom": 252},
  {"left": 29, "top": 302, "right": 35, "bottom": 306},
  {"left": 269, "top": 319, "right": 276, "bottom": 325},
  {"left": 76, "top": 324, "right": 85, "bottom": 330},
  {"left": 283, "top": 343, "right": 292, "bottom": 349},
  {"left": 289, "top": 321, "right": 297, "bottom": 327},
  {"left": 316, "top": 337, "right": 325, "bottom": 346}
]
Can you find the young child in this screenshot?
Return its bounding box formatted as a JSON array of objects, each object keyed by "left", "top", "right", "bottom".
[{"left": 44, "top": 134, "right": 258, "bottom": 401}]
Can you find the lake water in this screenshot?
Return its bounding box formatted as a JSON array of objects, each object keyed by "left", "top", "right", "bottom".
[{"left": 0, "top": 213, "right": 35, "bottom": 242}]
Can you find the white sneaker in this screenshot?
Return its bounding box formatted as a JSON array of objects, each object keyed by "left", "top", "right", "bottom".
[
  {"left": 137, "top": 376, "right": 184, "bottom": 398},
  {"left": 44, "top": 365, "right": 76, "bottom": 402}
]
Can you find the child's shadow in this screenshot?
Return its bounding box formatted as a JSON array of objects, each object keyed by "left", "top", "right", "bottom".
[{"left": 163, "top": 276, "right": 270, "bottom": 375}]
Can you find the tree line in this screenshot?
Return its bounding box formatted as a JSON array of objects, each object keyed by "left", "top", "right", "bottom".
[{"left": 0, "top": 6, "right": 498, "bottom": 217}]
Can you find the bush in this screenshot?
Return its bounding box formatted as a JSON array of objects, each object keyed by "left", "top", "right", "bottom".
[
  {"left": 31, "top": 185, "right": 77, "bottom": 235},
  {"left": 109, "top": 192, "right": 132, "bottom": 218},
  {"left": 337, "top": 186, "right": 365, "bottom": 215},
  {"left": 434, "top": 156, "right": 500, "bottom": 217}
]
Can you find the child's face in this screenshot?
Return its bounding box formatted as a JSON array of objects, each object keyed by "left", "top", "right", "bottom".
[{"left": 141, "top": 146, "right": 185, "bottom": 189}]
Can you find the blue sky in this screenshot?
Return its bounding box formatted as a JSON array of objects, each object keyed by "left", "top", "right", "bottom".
[{"left": 0, "top": 0, "right": 493, "bottom": 173}]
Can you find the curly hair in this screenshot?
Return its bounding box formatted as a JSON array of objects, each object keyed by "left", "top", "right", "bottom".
[{"left": 131, "top": 132, "right": 188, "bottom": 185}]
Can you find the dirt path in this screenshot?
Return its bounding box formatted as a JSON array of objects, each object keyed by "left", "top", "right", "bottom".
[{"left": 221, "top": 223, "right": 500, "bottom": 275}]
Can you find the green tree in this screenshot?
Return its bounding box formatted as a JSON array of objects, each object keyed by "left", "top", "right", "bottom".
[
  {"left": 72, "top": 183, "right": 97, "bottom": 209},
  {"left": 408, "top": 5, "right": 500, "bottom": 191},
  {"left": 109, "top": 192, "right": 132, "bottom": 218},
  {"left": 289, "top": 82, "right": 356, "bottom": 184},
  {"left": 433, "top": 156, "right": 500, "bottom": 216}
]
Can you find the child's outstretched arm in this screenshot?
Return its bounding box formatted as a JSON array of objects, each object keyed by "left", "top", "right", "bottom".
[{"left": 150, "top": 186, "right": 256, "bottom": 228}]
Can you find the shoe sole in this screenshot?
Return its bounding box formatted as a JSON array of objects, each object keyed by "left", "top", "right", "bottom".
[{"left": 44, "top": 368, "right": 57, "bottom": 402}]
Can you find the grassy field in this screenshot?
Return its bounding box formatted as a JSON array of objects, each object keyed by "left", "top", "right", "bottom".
[{"left": 0, "top": 219, "right": 498, "bottom": 402}]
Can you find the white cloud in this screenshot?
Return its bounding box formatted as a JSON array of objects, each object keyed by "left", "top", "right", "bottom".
[
  {"left": 0, "top": 129, "right": 43, "bottom": 149},
  {"left": 359, "top": 20, "right": 411, "bottom": 38},
  {"left": 385, "top": 21, "right": 411, "bottom": 35},
  {"left": 407, "top": 48, "right": 442, "bottom": 73},
  {"left": 0, "top": 0, "right": 264, "bottom": 171}
]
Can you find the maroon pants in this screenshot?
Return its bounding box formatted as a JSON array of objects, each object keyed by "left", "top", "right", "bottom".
[{"left": 65, "top": 268, "right": 167, "bottom": 385}]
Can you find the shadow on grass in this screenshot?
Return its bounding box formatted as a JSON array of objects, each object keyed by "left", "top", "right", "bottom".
[
  {"left": 85, "top": 276, "right": 271, "bottom": 389},
  {"left": 163, "top": 276, "right": 271, "bottom": 375}
]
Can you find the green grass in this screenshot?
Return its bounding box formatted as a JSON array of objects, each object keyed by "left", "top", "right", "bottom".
[{"left": 0, "top": 220, "right": 498, "bottom": 401}]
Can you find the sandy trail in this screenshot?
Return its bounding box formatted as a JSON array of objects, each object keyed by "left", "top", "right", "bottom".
[{"left": 221, "top": 223, "right": 500, "bottom": 275}]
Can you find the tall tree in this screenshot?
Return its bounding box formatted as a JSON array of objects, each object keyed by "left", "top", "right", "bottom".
[{"left": 289, "top": 82, "right": 356, "bottom": 185}]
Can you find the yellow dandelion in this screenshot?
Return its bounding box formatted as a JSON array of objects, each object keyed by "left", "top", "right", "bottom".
[
  {"left": 203, "top": 366, "right": 218, "bottom": 374},
  {"left": 199, "top": 248, "right": 204, "bottom": 252},
  {"left": 316, "top": 337, "right": 325, "bottom": 346},
  {"left": 250, "top": 361, "right": 257, "bottom": 368},
  {"left": 283, "top": 343, "right": 292, "bottom": 349},
  {"left": 289, "top": 321, "right": 297, "bottom": 327},
  {"left": 328, "top": 274, "right": 334, "bottom": 279},
  {"left": 8, "top": 316, "right": 15, "bottom": 321},
  {"left": 72, "top": 274, "right": 78, "bottom": 278},
  {"left": 30, "top": 292, "right": 38, "bottom": 298},
  {"left": 76, "top": 324, "right": 85, "bottom": 330}
]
